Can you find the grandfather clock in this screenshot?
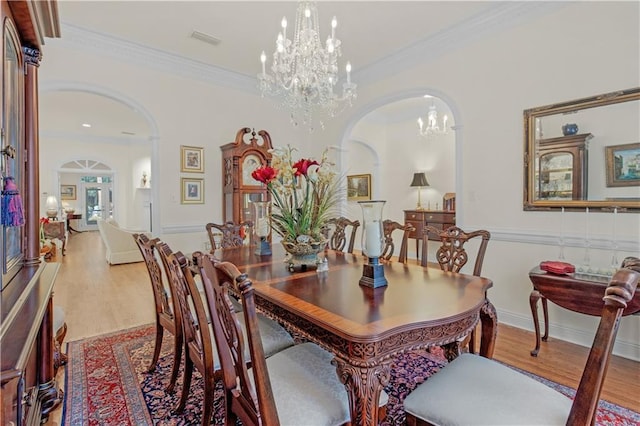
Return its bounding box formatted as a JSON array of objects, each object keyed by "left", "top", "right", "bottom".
[{"left": 220, "top": 127, "right": 273, "bottom": 223}]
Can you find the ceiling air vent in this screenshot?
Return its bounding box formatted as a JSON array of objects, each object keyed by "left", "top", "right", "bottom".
[{"left": 190, "top": 30, "right": 221, "bottom": 46}]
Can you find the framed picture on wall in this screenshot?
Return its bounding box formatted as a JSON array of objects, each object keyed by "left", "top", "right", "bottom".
[
  {"left": 181, "top": 178, "right": 204, "bottom": 204},
  {"left": 347, "top": 174, "right": 372, "bottom": 201},
  {"left": 605, "top": 142, "right": 640, "bottom": 187},
  {"left": 60, "top": 184, "right": 76, "bottom": 200},
  {"left": 180, "top": 145, "right": 204, "bottom": 173}
]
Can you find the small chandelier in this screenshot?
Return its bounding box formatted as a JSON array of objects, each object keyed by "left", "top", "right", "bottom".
[
  {"left": 258, "top": 2, "right": 357, "bottom": 131},
  {"left": 417, "top": 97, "right": 449, "bottom": 138}
]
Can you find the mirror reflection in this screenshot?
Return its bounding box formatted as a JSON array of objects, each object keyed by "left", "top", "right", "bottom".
[{"left": 524, "top": 87, "right": 640, "bottom": 212}]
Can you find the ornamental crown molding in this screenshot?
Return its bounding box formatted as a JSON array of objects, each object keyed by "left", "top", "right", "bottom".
[
  {"left": 355, "top": 2, "right": 566, "bottom": 86},
  {"left": 58, "top": 23, "right": 257, "bottom": 93},
  {"left": 57, "top": 2, "right": 564, "bottom": 93}
]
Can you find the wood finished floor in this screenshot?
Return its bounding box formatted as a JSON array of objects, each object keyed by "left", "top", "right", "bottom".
[{"left": 46, "top": 231, "right": 640, "bottom": 425}]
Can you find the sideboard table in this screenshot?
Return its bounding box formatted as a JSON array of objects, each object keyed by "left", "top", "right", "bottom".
[
  {"left": 528, "top": 267, "right": 640, "bottom": 356},
  {"left": 404, "top": 209, "right": 455, "bottom": 260}
]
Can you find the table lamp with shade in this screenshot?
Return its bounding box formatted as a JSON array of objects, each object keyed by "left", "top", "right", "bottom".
[
  {"left": 45, "top": 195, "right": 59, "bottom": 219},
  {"left": 410, "top": 172, "right": 429, "bottom": 210}
]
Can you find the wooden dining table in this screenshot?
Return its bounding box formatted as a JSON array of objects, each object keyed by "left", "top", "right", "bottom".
[{"left": 210, "top": 244, "right": 496, "bottom": 426}]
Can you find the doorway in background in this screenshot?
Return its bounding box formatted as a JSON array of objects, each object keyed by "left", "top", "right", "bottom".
[{"left": 82, "top": 176, "right": 113, "bottom": 231}]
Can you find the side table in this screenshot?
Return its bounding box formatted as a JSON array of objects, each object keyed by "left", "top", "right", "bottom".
[
  {"left": 66, "top": 213, "right": 83, "bottom": 234},
  {"left": 528, "top": 267, "right": 640, "bottom": 356},
  {"left": 43, "top": 221, "right": 66, "bottom": 255},
  {"left": 404, "top": 209, "right": 455, "bottom": 259}
]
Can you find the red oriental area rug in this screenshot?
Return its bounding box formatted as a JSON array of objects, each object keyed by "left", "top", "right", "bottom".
[{"left": 62, "top": 324, "right": 640, "bottom": 425}]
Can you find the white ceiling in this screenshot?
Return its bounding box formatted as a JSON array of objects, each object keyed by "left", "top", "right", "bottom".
[
  {"left": 56, "top": 1, "right": 494, "bottom": 78},
  {"left": 39, "top": 1, "right": 535, "bottom": 141}
]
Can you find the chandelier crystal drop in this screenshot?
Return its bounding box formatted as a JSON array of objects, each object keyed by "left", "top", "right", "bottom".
[
  {"left": 258, "top": 2, "right": 357, "bottom": 131},
  {"left": 417, "top": 97, "right": 449, "bottom": 138}
]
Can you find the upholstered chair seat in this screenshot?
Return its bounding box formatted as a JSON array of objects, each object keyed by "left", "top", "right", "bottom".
[
  {"left": 404, "top": 258, "right": 640, "bottom": 426},
  {"left": 197, "top": 255, "right": 388, "bottom": 425},
  {"left": 404, "top": 353, "right": 571, "bottom": 425},
  {"left": 250, "top": 342, "right": 388, "bottom": 425}
]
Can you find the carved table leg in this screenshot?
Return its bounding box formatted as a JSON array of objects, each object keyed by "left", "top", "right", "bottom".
[
  {"left": 530, "top": 289, "right": 542, "bottom": 356},
  {"left": 541, "top": 295, "right": 549, "bottom": 342},
  {"left": 442, "top": 340, "right": 463, "bottom": 362},
  {"left": 479, "top": 299, "right": 497, "bottom": 358},
  {"left": 333, "top": 357, "right": 391, "bottom": 426}
]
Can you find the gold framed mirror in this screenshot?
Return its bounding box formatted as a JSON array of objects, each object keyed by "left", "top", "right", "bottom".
[{"left": 523, "top": 87, "right": 640, "bottom": 212}]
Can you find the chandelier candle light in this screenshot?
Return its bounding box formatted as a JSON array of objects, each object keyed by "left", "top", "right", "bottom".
[
  {"left": 258, "top": 1, "right": 357, "bottom": 130},
  {"left": 359, "top": 200, "right": 387, "bottom": 288},
  {"left": 417, "top": 96, "right": 449, "bottom": 138}
]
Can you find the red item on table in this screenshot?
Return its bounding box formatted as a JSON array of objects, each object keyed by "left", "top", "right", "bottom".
[{"left": 540, "top": 261, "right": 575, "bottom": 275}]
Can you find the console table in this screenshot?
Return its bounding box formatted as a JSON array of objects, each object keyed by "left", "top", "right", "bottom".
[
  {"left": 528, "top": 267, "right": 640, "bottom": 356},
  {"left": 404, "top": 209, "right": 455, "bottom": 259},
  {"left": 66, "top": 213, "right": 82, "bottom": 234}
]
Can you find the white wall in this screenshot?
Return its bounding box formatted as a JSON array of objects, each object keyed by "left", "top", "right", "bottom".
[
  {"left": 37, "top": 2, "right": 639, "bottom": 359},
  {"left": 321, "top": 2, "right": 640, "bottom": 359}
]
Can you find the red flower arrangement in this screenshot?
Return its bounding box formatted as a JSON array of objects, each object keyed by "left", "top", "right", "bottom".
[{"left": 251, "top": 145, "right": 341, "bottom": 244}]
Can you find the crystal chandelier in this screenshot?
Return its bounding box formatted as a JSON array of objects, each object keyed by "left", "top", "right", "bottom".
[
  {"left": 417, "top": 97, "right": 449, "bottom": 138},
  {"left": 258, "top": 2, "right": 357, "bottom": 131}
]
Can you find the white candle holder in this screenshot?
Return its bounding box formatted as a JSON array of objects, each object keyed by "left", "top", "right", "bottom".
[
  {"left": 358, "top": 200, "right": 387, "bottom": 288},
  {"left": 252, "top": 201, "right": 272, "bottom": 256}
]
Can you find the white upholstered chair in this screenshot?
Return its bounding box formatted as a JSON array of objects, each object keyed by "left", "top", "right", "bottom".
[{"left": 97, "top": 218, "right": 145, "bottom": 265}]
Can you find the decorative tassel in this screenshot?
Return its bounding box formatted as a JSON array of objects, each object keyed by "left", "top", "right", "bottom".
[{"left": 1, "top": 176, "right": 25, "bottom": 226}]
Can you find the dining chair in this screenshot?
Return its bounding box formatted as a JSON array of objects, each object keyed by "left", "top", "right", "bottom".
[
  {"left": 206, "top": 221, "right": 253, "bottom": 252},
  {"left": 420, "top": 225, "right": 491, "bottom": 276},
  {"left": 421, "top": 225, "right": 491, "bottom": 353},
  {"left": 196, "top": 254, "right": 389, "bottom": 425},
  {"left": 326, "top": 216, "right": 360, "bottom": 253},
  {"left": 404, "top": 257, "right": 640, "bottom": 426},
  {"left": 133, "top": 233, "right": 182, "bottom": 392},
  {"left": 155, "top": 242, "right": 219, "bottom": 425},
  {"left": 381, "top": 219, "right": 414, "bottom": 263},
  {"left": 156, "top": 244, "right": 296, "bottom": 425}
]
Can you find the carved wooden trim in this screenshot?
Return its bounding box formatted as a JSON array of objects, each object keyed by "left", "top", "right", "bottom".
[{"left": 256, "top": 295, "right": 479, "bottom": 365}]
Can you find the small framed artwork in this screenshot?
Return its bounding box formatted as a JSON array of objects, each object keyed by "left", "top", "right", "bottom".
[
  {"left": 347, "top": 174, "right": 372, "bottom": 201},
  {"left": 606, "top": 143, "right": 640, "bottom": 187},
  {"left": 60, "top": 184, "right": 77, "bottom": 200},
  {"left": 181, "top": 178, "right": 204, "bottom": 204},
  {"left": 180, "top": 145, "right": 204, "bottom": 173}
]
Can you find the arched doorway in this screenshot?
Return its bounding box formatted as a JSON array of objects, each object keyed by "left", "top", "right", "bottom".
[
  {"left": 39, "top": 82, "right": 159, "bottom": 232},
  {"left": 339, "top": 90, "right": 460, "bottom": 258},
  {"left": 58, "top": 160, "right": 114, "bottom": 232}
]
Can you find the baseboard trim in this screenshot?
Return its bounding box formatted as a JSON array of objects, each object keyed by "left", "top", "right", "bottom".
[{"left": 497, "top": 309, "right": 640, "bottom": 362}]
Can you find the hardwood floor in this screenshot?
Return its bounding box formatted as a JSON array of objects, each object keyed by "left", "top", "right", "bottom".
[{"left": 46, "top": 231, "right": 640, "bottom": 425}]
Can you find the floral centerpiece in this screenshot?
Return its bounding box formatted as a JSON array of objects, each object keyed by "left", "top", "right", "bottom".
[{"left": 251, "top": 145, "right": 342, "bottom": 268}]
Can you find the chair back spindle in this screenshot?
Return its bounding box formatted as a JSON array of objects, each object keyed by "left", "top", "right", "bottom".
[
  {"left": 382, "top": 220, "right": 414, "bottom": 263},
  {"left": 421, "top": 225, "right": 491, "bottom": 276},
  {"left": 326, "top": 217, "right": 360, "bottom": 253}
]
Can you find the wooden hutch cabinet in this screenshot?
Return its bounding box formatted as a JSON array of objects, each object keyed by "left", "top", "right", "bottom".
[
  {"left": 1, "top": 1, "right": 61, "bottom": 425},
  {"left": 404, "top": 209, "right": 456, "bottom": 258},
  {"left": 535, "top": 133, "right": 592, "bottom": 201},
  {"left": 220, "top": 128, "right": 273, "bottom": 224}
]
